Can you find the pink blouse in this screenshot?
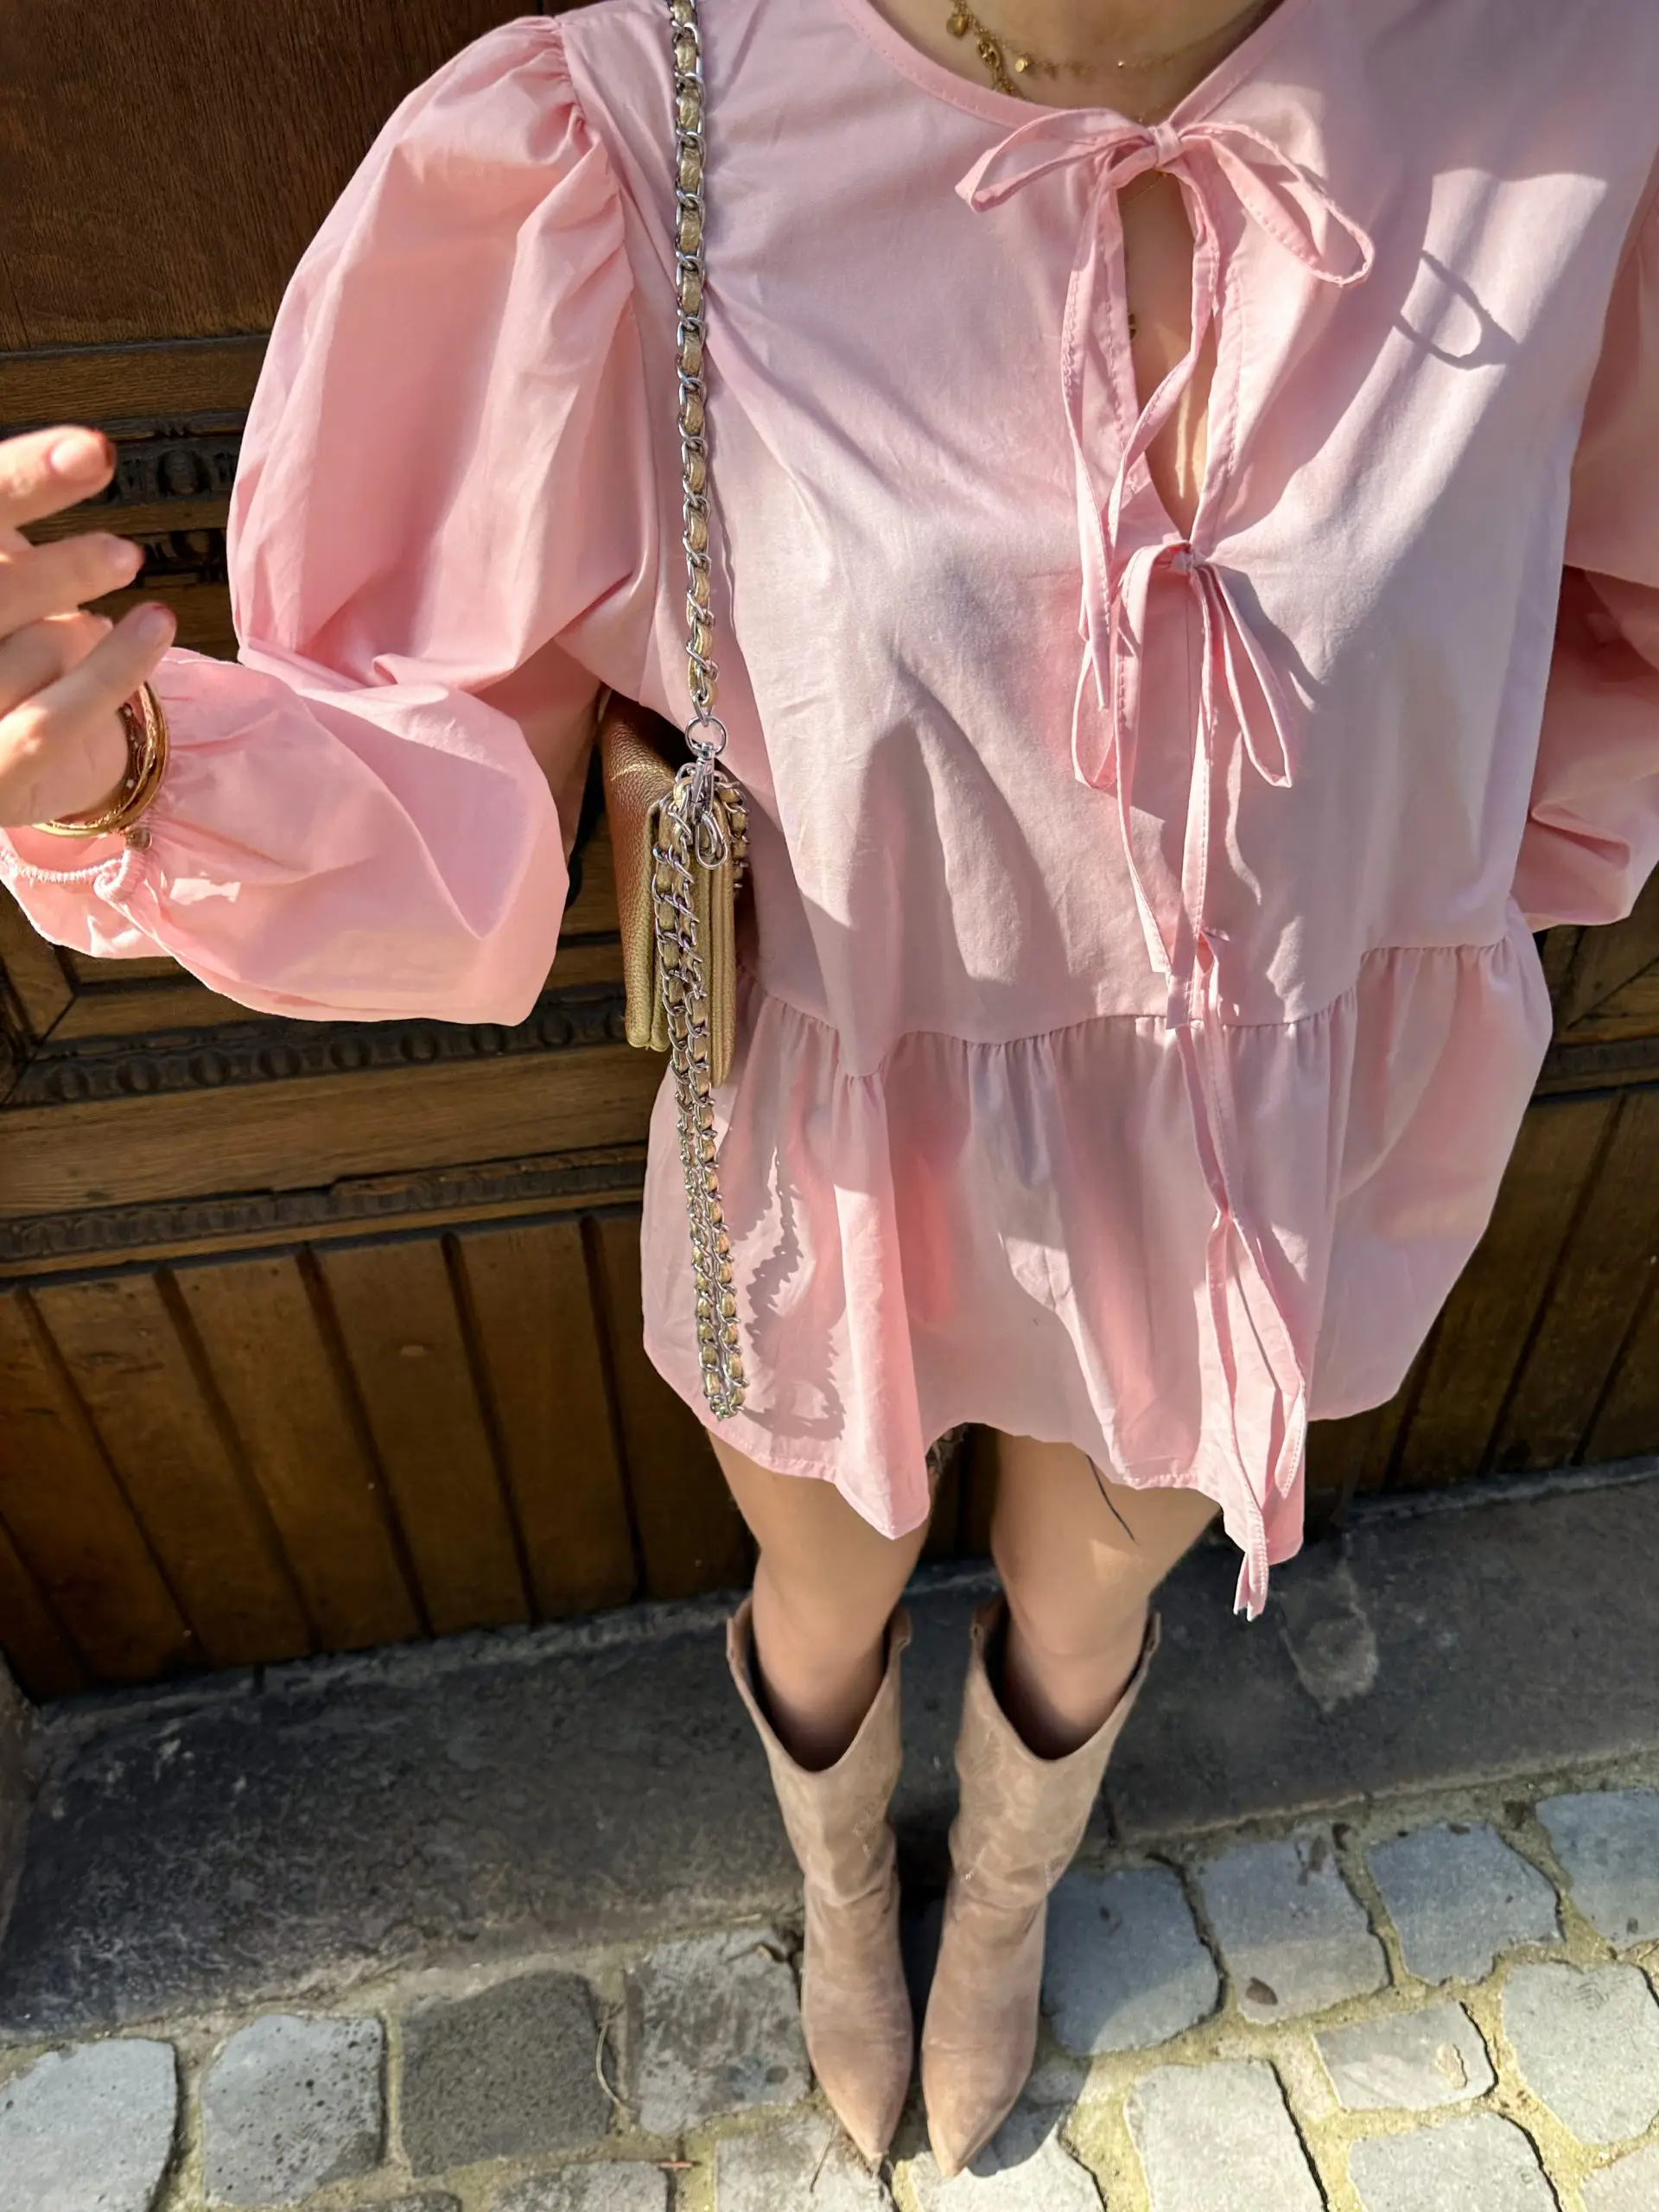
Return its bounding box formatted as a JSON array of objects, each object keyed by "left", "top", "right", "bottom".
[{"left": 7, "top": 0, "right": 1659, "bottom": 1611}]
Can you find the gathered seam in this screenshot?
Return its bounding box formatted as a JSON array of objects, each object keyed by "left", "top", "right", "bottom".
[{"left": 735, "top": 928, "right": 1519, "bottom": 1074}]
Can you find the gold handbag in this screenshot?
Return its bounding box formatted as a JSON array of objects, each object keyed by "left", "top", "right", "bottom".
[
  {"left": 596, "top": 0, "right": 750, "bottom": 1420},
  {"left": 599, "top": 691, "right": 745, "bottom": 1084}
]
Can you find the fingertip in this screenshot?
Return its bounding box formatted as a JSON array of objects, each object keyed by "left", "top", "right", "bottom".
[
  {"left": 47, "top": 428, "right": 116, "bottom": 482},
  {"left": 129, "top": 601, "right": 176, "bottom": 651}
]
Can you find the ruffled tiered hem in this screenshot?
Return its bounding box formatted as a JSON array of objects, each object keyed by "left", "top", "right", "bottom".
[{"left": 641, "top": 912, "right": 1554, "bottom": 1611}]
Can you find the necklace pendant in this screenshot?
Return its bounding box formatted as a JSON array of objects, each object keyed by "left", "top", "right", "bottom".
[{"left": 946, "top": 9, "right": 969, "bottom": 33}]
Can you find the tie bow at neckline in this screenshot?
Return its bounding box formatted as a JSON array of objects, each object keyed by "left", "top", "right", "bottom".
[
  {"left": 955, "top": 103, "right": 1374, "bottom": 803},
  {"left": 957, "top": 110, "right": 1374, "bottom": 292}
]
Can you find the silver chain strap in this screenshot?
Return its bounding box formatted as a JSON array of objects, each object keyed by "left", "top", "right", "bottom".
[{"left": 656, "top": 0, "right": 749, "bottom": 1420}]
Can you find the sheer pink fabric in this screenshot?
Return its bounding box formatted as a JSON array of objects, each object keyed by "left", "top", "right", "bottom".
[{"left": 7, "top": 0, "right": 1659, "bottom": 1610}]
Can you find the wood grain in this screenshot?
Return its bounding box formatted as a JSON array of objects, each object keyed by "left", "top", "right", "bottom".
[
  {"left": 1551, "top": 872, "right": 1659, "bottom": 1032},
  {"left": 30, "top": 1271, "right": 312, "bottom": 1665},
  {"left": 0, "top": 265, "right": 26, "bottom": 356},
  {"left": 173, "top": 1251, "right": 423, "bottom": 1650},
  {"left": 0, "top": 1512, "right": 89, "bottom": 1700},
  {"left": 1305, "top": 1408, "right": 1385, "bottom": 1531},
  {"left": 44, "top": 977, "right": 276, "bottom": 1042},
  {"left": 0, "top": 336, "right": 265, "bottom": 428},
  {"left": 1488, "top": 1089, "right": 1659, "bottom": 1472},
  {"left": 94, "top": 580, "right": 237, "bottom": 660},
  {"left": 1301, "top": 1335, "right": 1434, "bottom": 1542},
  {"left": 1391, "top": 1096, "right": 1612, "bottom": 1488},
  {"left": 0, "top": 1044, "right": 664, "bottom": 1217},
  {"left": 317, "top": 1236, "right": 531, "bottom": 1633},
  {"left": 0, "top": 3, "right": 531, "bottom": 347},
  {"left": 451, "top": 1218, "right": 639, "bottom": 1617},
  {"left": 1559, "top": 968, "right": 1659, "bottom": 1045},
  {"left": 0, "top": 1287, "right": 196, "bottom": 1681},
  {"left": 1584, "top": 1273, "right": 1659, "bottom": 1466},
  {"left": 0, "top": 894, "right": 73, "bottom": 1045},
  {"left": 588, "top": 1213, "right": 750, "bottom": 1600},
  {"left": 0, "top": 1147, "right": 649, "bottom": 1281}
]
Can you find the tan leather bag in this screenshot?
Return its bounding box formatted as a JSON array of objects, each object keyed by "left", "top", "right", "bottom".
[{"left": 598, "top": 689, "right": 744, "bottom": 1087}]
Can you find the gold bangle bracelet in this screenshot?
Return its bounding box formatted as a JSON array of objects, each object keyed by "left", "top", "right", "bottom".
[{"left": 30, "top": 682, "right": 171, "bottom": 848}]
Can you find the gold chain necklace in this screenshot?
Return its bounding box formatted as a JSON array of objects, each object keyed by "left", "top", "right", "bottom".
[{"left": 945, "top": 0, "right": 1274, "bottom": 100}]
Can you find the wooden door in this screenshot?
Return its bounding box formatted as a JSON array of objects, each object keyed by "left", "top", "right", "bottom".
[
  {"left": 0, "top": 0, "right": 746, "bottom": 1697},
  {"left": 3, "top": 3, "right": 1658, "bottom": 1695}
]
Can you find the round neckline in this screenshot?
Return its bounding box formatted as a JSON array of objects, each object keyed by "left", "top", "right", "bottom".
[{"left": 822, "top": 0, "right": 1320, "bottom": 132}]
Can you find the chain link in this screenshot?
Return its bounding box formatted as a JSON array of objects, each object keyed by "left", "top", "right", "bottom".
[{"left": 657, "top": 0, "right": 749, "bottom": 1420}]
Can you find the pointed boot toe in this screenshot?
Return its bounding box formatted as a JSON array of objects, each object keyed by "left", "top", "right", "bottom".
[
  {"left": 919, "top": 1896, "right": 1043, "bottom": 2177},
  {"left": 925, "top": 2060, "right": 1022, "bottom": 2179},
  {"left": 925, "top": 2100, "right": 1001, "bottom": 2183},
  {"left": 809, "top": 2009, "right": 912, "bottom": 2162},
  {"left": 922, "top": 2019, "right": 1035, "bottom": 2176},
  {"left": 798, "top": 1885, "right": 914, "bottom": 2160}
]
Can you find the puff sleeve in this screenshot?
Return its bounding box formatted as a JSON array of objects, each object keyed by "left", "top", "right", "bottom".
[
  {"left": 1515, "top": 190, "right": 1659, "bottom": 931},
  {"left": 0, "top": 21, "right": 657, "bottom": 1023}
]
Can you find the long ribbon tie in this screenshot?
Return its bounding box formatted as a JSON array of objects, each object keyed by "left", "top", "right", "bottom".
[{"left": 957, "top": 110, "right": 1375, "bottom": 1614}]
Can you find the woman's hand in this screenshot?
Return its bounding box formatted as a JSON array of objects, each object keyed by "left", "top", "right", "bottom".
[{"left": 0, "top": 426, "right": 178, "bottom": 831}]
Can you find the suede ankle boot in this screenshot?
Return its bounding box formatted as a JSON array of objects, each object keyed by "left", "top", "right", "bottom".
[
  {"left": 727, "top": 1597, "right": 915, "bottom": 2163},
  {"left": 920, "top": 1599, "right": 1160, "bottom": 2177}
]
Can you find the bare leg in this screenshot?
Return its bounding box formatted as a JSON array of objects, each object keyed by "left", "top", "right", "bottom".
[
  {"left": 711, "top": 1433, "right": 930, "bottom": 1770},
  {"left": 990, "top": 1434, "right": 1217, "bottom": 1757}
]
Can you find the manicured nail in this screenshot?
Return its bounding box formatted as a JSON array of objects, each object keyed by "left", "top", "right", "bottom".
[
  {"left": 48, "top": 429, "right": 114, "bottom": 479},
  {"left": 130, "top": 601, "right": 175, "bottom": 646}
]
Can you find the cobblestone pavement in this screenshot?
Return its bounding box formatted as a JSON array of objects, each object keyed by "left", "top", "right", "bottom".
[{"left": 3, "top": 1770, "right": 1657, "bottom": 2212}]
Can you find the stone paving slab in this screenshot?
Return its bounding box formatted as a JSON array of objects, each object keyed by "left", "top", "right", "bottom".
[
  {"left": 1581, "top": 2139, "right": 1659, "bottom": 2210},
  {"left": 0, "top": 2038, "right": 176, "bottom": 2212},
  {"left": 1502, "top": 1962, "right": 1659, "bottom": 2145},
  {"left": 906, "top": 2103, "right": 1105, "bottom": 2208},
  {"left": 400, "top": 1970, "right": 608, "bottom": 2175},
  {"left": 1537, "top": 1790, "right": 1659, "bottom": 1947},
  {"left": 1112, "top": 1478, "right": 1659, "bottom": 1840},
  {"left": 1042, "top": 1866, "right": 1218, "bottom": 2055},
  {"left": 201, "top": 2012, "right": 383, "bottom": 2206},
  {"left": 1103, "top": 1544, "right": 1356, "bottom": 1844},
  {"left": 1332, "top": 1480, "right": 1659, "bottom": 1798},
  {"left": 1124, "top": 2060, "right": 1322, "bottom": 2212},
  {"left": 496, "top": 2166, "right": 672, "bottom": 2212},
  {"left": 1366, "top": 1821, "right": 1559, "bottom": 1984},
  {"left": 715, "top": 2115, "right": 888, "bottom": 2209},
  {"left": 1195, "top": 1830, "right": 1387, "bottom": 2021},
  {"left": 626, "top": 1930, "right": 810, "bottom": 2135},
  {"left": 1346, "top": 2111, "right": 1558, "bottom": 2212},
  {"left": 1314, "top": 1999, "right": 1495, "bottom": 2111}
]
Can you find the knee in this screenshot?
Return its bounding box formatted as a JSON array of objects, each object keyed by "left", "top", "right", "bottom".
[
  {"left": 992, "top": 1537, "right": 1151, "bottom": 1669},
  {"left": 753, "top": 1550, "right": 893, "bottom": 1665}
]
